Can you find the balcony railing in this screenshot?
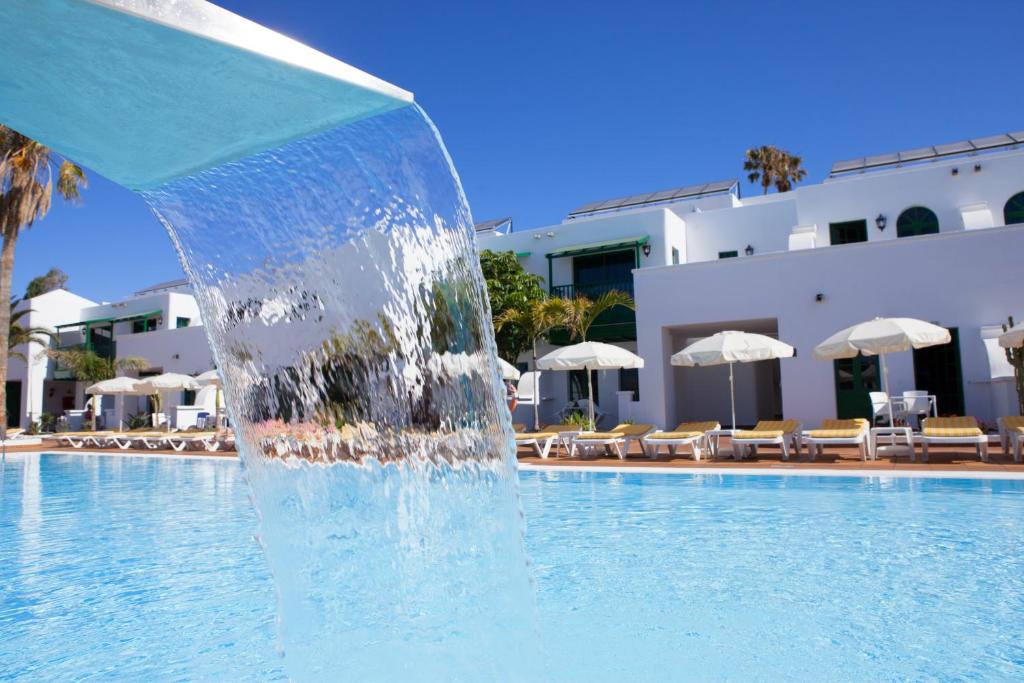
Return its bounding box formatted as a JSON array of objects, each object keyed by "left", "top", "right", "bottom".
[
  {"left": 549, "top": 280, "right": 634, "bottom": 300},
  {"left": 548, "top": 280, "right": 636, "bottom": 343}
]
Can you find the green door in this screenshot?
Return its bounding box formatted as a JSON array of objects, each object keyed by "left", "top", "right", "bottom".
[
  {"left": 833, "top": 356, "right": 880, "bottom": 419},
  {"left": 913, "top": 327, "right": 965, "bottom": 416},
  {"left": 5, "top": 380, "right": 21, "bottom": 428}
]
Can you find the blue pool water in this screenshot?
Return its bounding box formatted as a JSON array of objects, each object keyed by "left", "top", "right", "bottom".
[{"left": 3, "top": 454, "right": 1024, "bottom": 681}]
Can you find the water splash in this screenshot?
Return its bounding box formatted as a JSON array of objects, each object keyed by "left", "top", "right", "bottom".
[{"left": 141, "top": 105, "right": 537, "bottom": 680}]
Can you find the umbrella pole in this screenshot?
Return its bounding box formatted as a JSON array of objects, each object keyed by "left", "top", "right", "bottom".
[
  {"left": 91, "top": 395, "right": 98, "bottom": 432},
  {"left": 586, "top": 368, "right": 595, "bottom": 431},
  {"left": 729, "top": 362, "right": 736, "bottom": 431},
  {"left": 881, "top": 352, "right": 893, "bottom": 428}
]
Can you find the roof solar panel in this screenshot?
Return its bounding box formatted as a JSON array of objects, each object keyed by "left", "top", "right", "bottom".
[
  {"left": 830, "top": 158, "right": 864, "bottom": 174},
  {"left": 831, "top": 130, "right": 1023, "bottom": 176},
  {"left": 898, "top": 147, "right": 934, "bottom": 162},
  {"left": 971, "top": 134, "right": 1014, "bottom": 150},
  {"left": 704, "top": 179, "right": 739, "bottom": 193},
  {"left": 933, "top": 140, "right": 974, "bottom": 156},
  {"left": 863, "top": 153, "right": 899, "bottom": 168},
  {"left": 567, "top": 179, "right": 738, "bottom": 217}
]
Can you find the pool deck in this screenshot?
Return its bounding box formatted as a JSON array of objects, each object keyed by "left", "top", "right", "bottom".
[
  {"left": 7, "top": 436, "right": 1024, "bottom": 478},
  {"left": 517, "top": 435, "right": 1024, "bottom": 475}
]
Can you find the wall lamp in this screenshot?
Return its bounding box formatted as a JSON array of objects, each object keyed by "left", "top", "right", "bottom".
[
  {"left": 641, "top": 243, "right": 652, "bottom": 257},
  {"left": 744, "top": 244, "right": 754, "bottom": 256},
  {"left": 875, "top": 213, "right": 887, "bottom": 231},
  {"left": 815, "top": 293, "right": 825, "bottom": 303}
]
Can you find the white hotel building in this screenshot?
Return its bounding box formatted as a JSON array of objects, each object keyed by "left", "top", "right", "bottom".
[
  {"left": 478, "top": 131, "right": 1024, "bottom": 430},
  {"left": 7, "top": 131, "right": 1024, "bottom": 433},
  {"left": 7, "top": 279, "right": 215, "bottom": 430}
]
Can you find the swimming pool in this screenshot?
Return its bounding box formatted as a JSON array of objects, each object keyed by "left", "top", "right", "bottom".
[{"left": 2, "top": 453, "right": 1023, "bottom": 681}]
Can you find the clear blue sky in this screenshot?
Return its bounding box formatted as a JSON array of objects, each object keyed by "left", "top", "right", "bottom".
[{"left": 16, "top": 0, "right": 1023, "bottom": 302}]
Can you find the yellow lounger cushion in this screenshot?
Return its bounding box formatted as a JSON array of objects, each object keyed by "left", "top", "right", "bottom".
[
  {"left": 734, "top": 420, "right": 799, "bottom": 439},
  {"left": 922, "top": 416, "right": 983, "bottom": 438},
  {"left": 515, "top": 432, "right": 557, "bottom": 440},
  {"left": 512, "top": 423, "right": 527, "bottom": 433},
  {"left": 734, "top": 430, "right": 784, "bottom": 439},
  {"left": 1002, "top": 416, "right": 1024, "bottom": 431},
  {"left": 57, "top": 431, "right": 111, "bottom": 437},
  {"left": 672, "top": 421, "right": 720, "bottom": 433},
  {"left": 542, "top": 424, "right": 582, "bottom": 432},
  {"left": 808, "top": 419, "right": 868, "bottom": 439},
  {"left": 646, "top": 431, "right": 704, "bottom": 440},
  {"left": 604, "top": 423, "right": 654, "bottom": 437},
  {"left": 808, "top": 429, "right": 863, "bottom": 439},
  {"left": 575, "top": 432, "right": 626, "bottom": 440}
]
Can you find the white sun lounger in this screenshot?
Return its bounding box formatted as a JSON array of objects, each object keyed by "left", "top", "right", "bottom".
[
  {"left": 569, "top": 423, "right": 655, "bottom": 460},
  {"left": 998, "top": 416, "right": 1024, "bottom": 462},
  {"left": 919, "top": 417, "right": 989, "bottom": 462},
  {"left": 802, "top": 419, "right": 872, "bottom": 461},
  {"left": 55, "top": 431, "right": 113, "bottom": 449},
  {"left": 641, "top": 421, "right": 721, "bottom": 460},
  {"left": 514, "top": 431, "right": 559, "bottom": 459},
  {"left": 731, "top": 420, "right": 803, "bottom": 461}
]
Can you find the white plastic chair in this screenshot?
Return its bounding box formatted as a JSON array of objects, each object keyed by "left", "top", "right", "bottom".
[
  {"left": 516, "top": 371, "right": 541, "bottom": 405},
  {"left": 869, "top": 391, "right": 892, "bottom": 426},
  {"left": 898, "top": 390, "right": 931, "bottom": 430}
]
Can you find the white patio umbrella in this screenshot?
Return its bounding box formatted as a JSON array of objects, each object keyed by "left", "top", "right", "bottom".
[
  {"left": 813, "top": 317, "right": 951, "bottom": 426},
  {"left": 999, "top": 321, "right": 1024, "bottom": 349},
  {"left": 85, "top": 376, "right": 146, "bottom": 431},
  {"left": 537, "top": 341, "right": 644, "bottom": 430},
  {"left": 497, "top": 357, "right": 521, "bottom": 381},
  {"left": 671, "top": 330, "right": 795, "bottom": 431},
  {"left": 196, "top": 369, "right": 223, "bottom": 428},
  {"left": 136, "top": 372, "right": 200, "bottom": 430}
]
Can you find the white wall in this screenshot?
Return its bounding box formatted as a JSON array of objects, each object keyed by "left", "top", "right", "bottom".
[
  {"left": 634, "top": 224, "right": 1024, "bottom": 429},
  {"left": 116, "top": 325, "right": 215, "bottom": 418},
  {"left": 7, "top": 288, "right": 97, "bottom": 427},
  {"left": 478, "top": 206, "right": 686, "bottom": 287}
]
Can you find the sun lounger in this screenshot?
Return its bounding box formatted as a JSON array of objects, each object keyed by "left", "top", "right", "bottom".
[
  {"left": 642, "top": 421, "right": 721, "bottom": 460},
  {"left": 570, "top": 423, "right": 655, "bottom": 460},
  {"left": 731, "top": 420, "right": 803, "bottom": 460},
  {"left": 919, "top": 416, "right": 988, "bottom": 462},
  {"left": 162, "top": 431, "right": 222, "bottom": 452},
  {"left": 540, "top": 423, "right": 583, "bottom": 456},
  {"left": 998, "top": 416, "right": 1024, "bottom": 462},
  {"left": 55, "top": 431, "right": 114, "bottom": 448},
  {"left": 803, "top": 418, "right": 871, "bottom": 461},
  {"left": 108, "top": 431, "right": 169, "bottom": 450},
  {"left": 514, "top": 431, "right": 559, "bottom": 458}
]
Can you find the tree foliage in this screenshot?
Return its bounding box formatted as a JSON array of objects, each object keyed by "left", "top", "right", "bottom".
[
  {"left": 1004, "top": 316, "right": 1024, "bottom": 416},
  {"left": 743, "top": 145, "right": 807, "bottom": 195},
  {"left": 45, "top": 348, "right": 148, "bottom": 384},
  {"left": 8, "top": 299, "right": 54, "bottom": 361},
  {"left": 479, "top": 249, "right": 545, "bottom": 361},
  {"left": 25, "top": 267, "right": 68, "bottom": 299},
  {"left": 554, "top": 290, "right": 636, "bottom": 342},
  {"left": 0, "top": 126, "right": 87, "bottom": 429}
]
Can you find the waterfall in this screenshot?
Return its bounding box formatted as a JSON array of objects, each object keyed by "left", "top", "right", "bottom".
[{"left": 141, "top": 105, "right": 538, "bottom": 680}]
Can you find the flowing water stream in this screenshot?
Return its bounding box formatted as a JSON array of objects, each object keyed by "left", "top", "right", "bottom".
[{"left": 140, "top": 105, "right": 537, "bottom": 680}]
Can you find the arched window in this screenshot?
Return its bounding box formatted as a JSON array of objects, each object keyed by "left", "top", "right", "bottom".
[
  {"left": 896, "top": 206, "right": 939, "bottom": 238},
  {"left": 1005, "top": 192, "right": 1024, "bottom": 225}
]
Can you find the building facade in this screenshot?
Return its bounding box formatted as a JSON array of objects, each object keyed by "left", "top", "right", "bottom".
[
  {"left": 7, "top": 279, "right": 215, "bottom": 429},
  {"left": 478, "top": 132, "right": 1024, "bottom": 429}
]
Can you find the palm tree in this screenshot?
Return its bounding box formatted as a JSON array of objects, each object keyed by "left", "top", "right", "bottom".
[
  {"left": 0, "top": 126, "right": 87, "bottom": 430},
  {"left": 494, "top": 298, "right": 567, "bottom": 430},
  {"left": 8, "top": 299, "right": 54, "bottom": 361},
  {"left": 743, "top": 145, "right": 806, "bottom": 195},
  {"left": 557, "top": 290, "right": 635, "bottom": 342}
]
